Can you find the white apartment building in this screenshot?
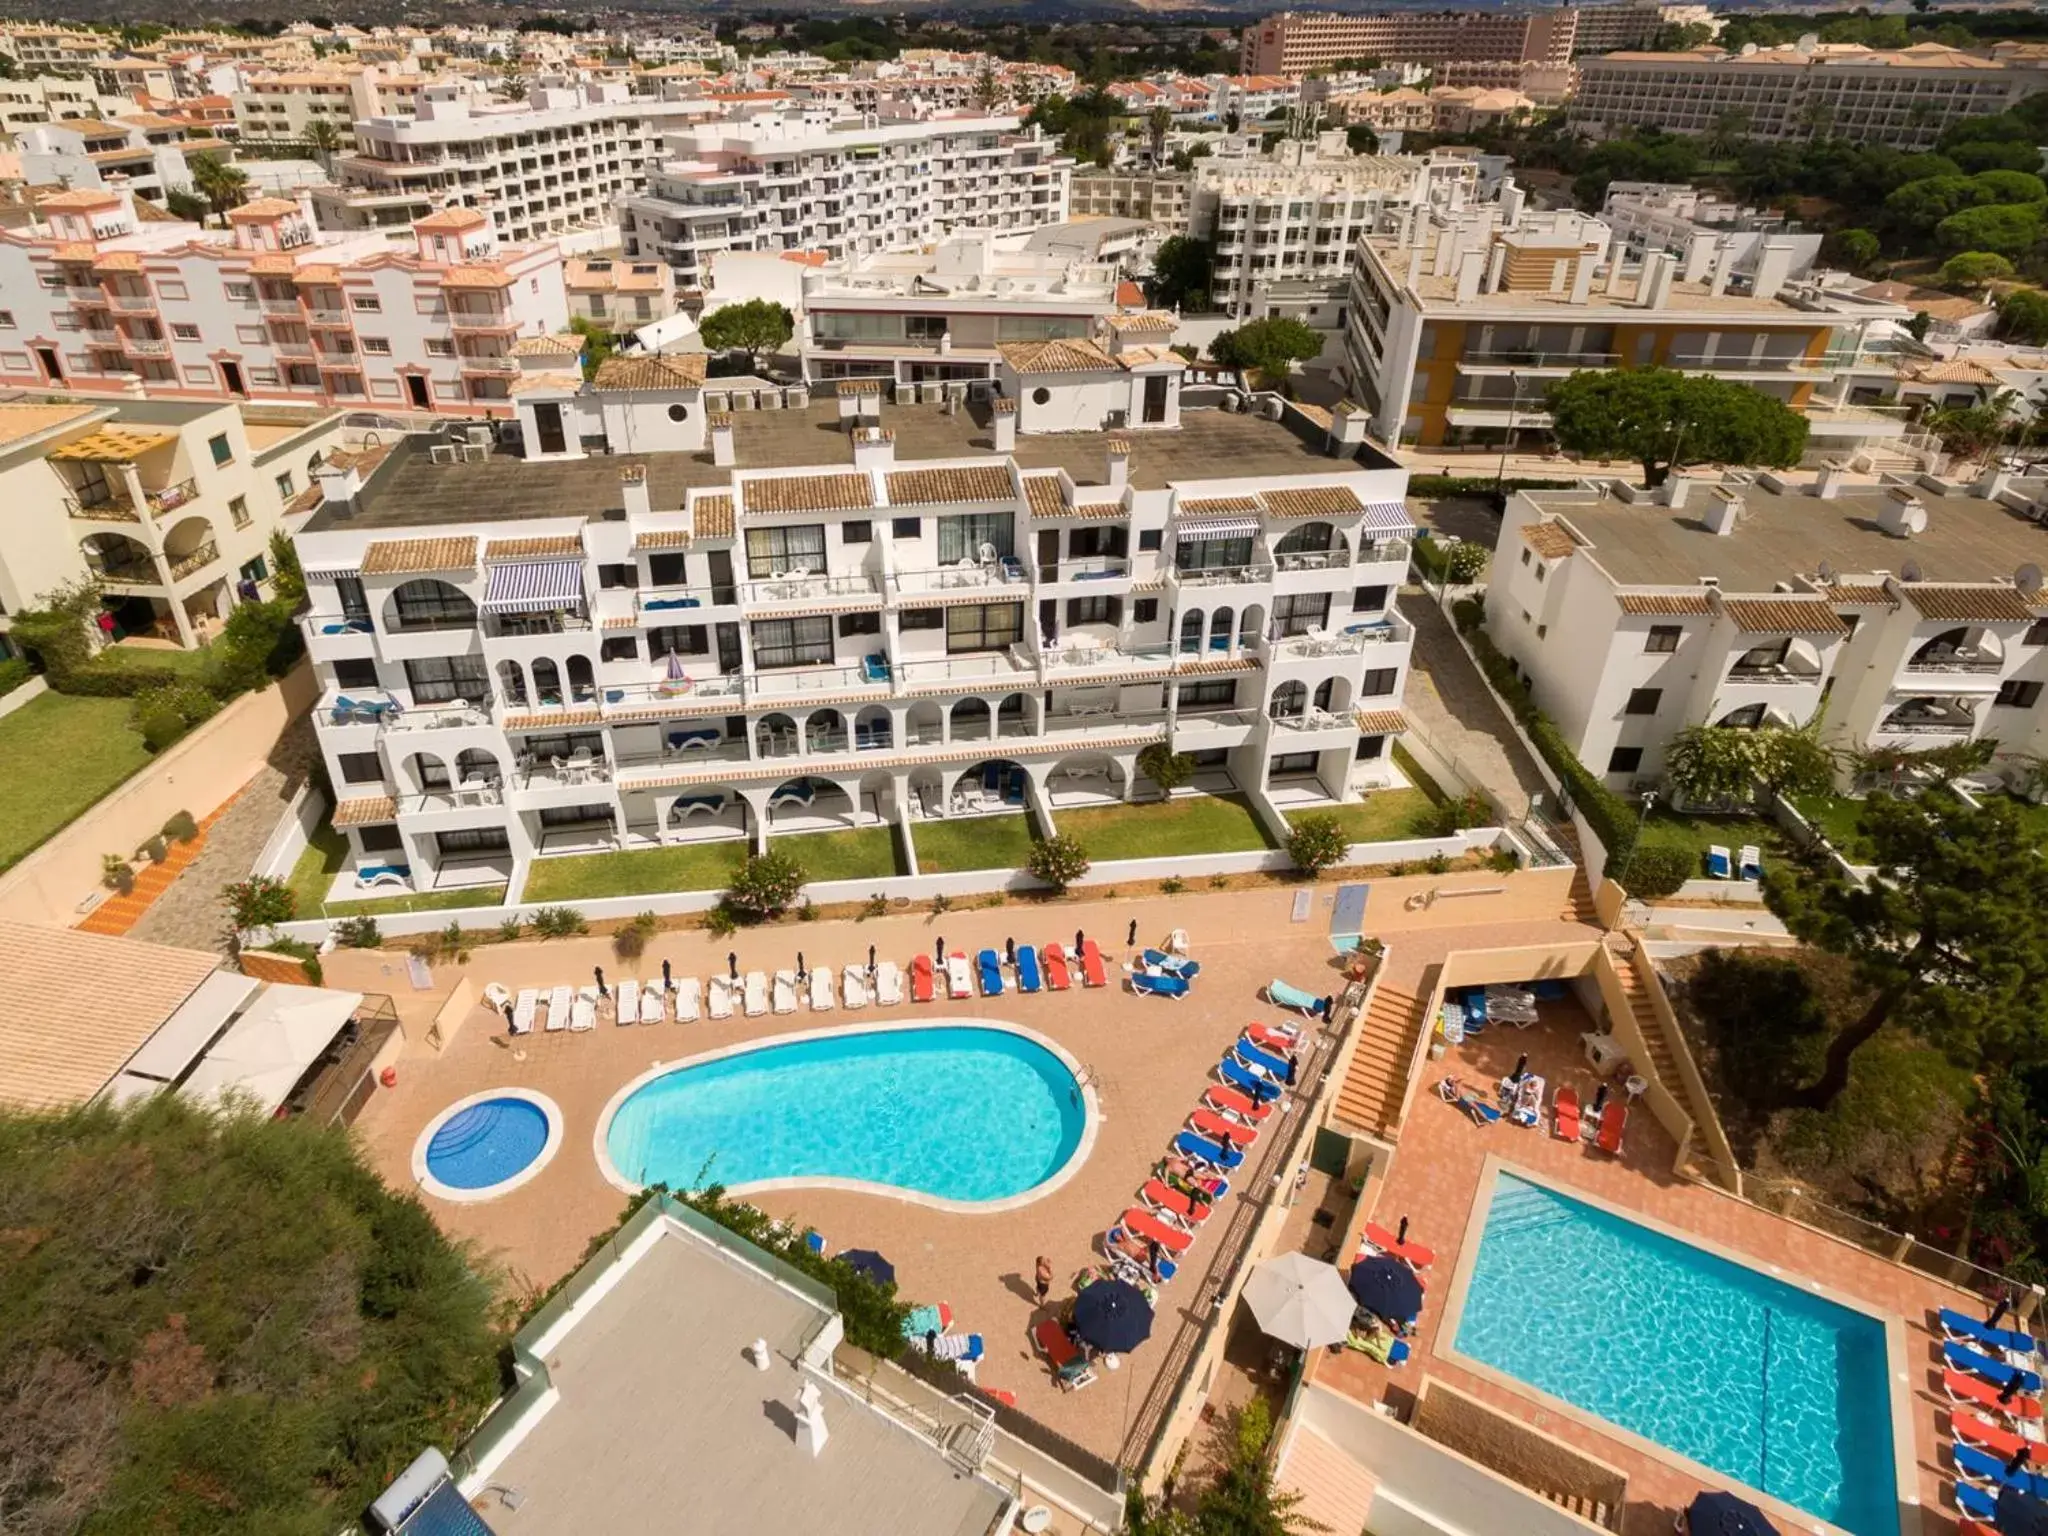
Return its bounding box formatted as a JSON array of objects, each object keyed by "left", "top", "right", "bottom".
[
  {"left": 0, "top": 189, "right": 566, "bottom": 418},
  {"left": 1571, "top": 42, "right": 2048, "bottom": 151},
  {"left": 796, "top": 230, "right": 1125, "bottom": 388},
  {"left": 0, "top": 396, "right": 342, "bottom": 655},
  {"left": 1486, "top": 472, "right": 2048, "bottom": 789},
  {"left": 563, "top": 254, "right": 675, "bottom": 331},
  {"left": 291, "top": 373, "right": 1415, "bottom": 894},
  {"left": 1344, "top": 199, "right": 1910, "bottom": 452},
  {"left": 1600, "top": 182, "right": 1821, "bottom": 279},
  {"left": 617, "top": 106, "right": 1073, "bottom": 291},
  {"left": 232, "top": 65, "right": 426, "bottom": 145},
  {"left": 313, "top": 78, "right": 706, "bottom": 244},
  {"left": 0, "top": 75, "right": 131, "bottom": 138},
  {"left": 14, "top": 116, "right": 227, "bottom": 205},
  {"left": 1069, "top": 170, "right": 1194, "bottom": 235},
  {"left": 0, "top": 25, "right": 113, "bottom": 75}
]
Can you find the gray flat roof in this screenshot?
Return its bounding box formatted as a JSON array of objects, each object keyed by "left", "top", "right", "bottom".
[
  {"left": 481, "top": 1225, "right": 1009, "bottom": 1536},
  {"left": 305, "top": 400, "right": 1389, "bottom": 532},
  {"left": 1534, "top": 482, "right": 2048, "bottom": 592}
]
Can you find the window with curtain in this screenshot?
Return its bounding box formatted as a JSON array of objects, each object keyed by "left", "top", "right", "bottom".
[
  {"left": 1175, "top": 536, "right": 1253, "bottom": 571},
  {"left": 519, "top": 731, "right": 604, "bottom": 760},
  {"left": 1066, "top": 596, "right": 1121, "bottom": 626},
  {"left": 751, "top": 616, "right": 834, "bottom": 669},
  {"left": 745, "top": 523, "right": 827, "bottom": 578},
  {"left": 539, "top": 803, "right": 615, "bottom": 827},
  {"left": 334, "top": 574, "right": 369, "bottom": 619},
  {"left": 1360, "top": 667, "right": 1397, "bottom": 696},
  {"left": 403, "top": 655, "right": 489, "bottom": 704},
  {"left": 1177, "top": 678, "right": 1236, "bottom": 709},
  {"left": 938, "top": 512, "right": 1014, "bottom": 563},
  {"left": 436, "top": 827, "right": 510, "bottom": 856},
  {"left": 649, "top": 624, "right": 708, "bottom": 656},
  {"left": 390, "top": 580, "right": 475, "bottom": 630},
  {"left": 1272, "top": 592, "right": 1330, "bottom": 637},
  {"left": 946, "top": 602, "right": 1023, "bottom": 654}
]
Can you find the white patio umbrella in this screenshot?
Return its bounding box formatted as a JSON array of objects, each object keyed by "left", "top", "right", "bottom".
[{"left": 1241, "top": 1252, "right": 1357, "bottom": 1350}]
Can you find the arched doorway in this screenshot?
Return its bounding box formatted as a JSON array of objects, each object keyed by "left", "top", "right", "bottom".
[{"left": 951, "top": 697, "right": 992, "bottom": 741}]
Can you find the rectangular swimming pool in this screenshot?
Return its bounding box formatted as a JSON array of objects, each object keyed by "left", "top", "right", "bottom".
[{"left": 1447, "top": 1172, "right": 1899, "bottom": 1536}]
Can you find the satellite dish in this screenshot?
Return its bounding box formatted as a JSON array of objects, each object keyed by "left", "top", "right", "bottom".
[
  {"left": 1817, "top": 558, "right": 1837, "bottom": 583},
  {"left": 2021, "top": 563, "right": 2044, "bottom": 595},
  {"left": 1901, "top": 557, "right": 1924, "bottom": 583}
]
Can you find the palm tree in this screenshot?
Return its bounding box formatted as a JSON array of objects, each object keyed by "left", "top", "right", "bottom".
[
  {"left": 304, "top": 117, "right": 341, "bottom": 172},
  {"left": 1705, "top": 107, "right": 1751, "bottom": 161},
  {"left": 186, "top": 152, "right": 248, "bottom": 219}
]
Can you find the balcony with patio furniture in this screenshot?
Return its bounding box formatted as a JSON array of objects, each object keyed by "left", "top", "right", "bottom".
[
  {"left": 893, "top": 558, "right": 1030, "bottom": 596},
  {"left": 1902, "top": 626, "right": 2007, "bottom": 678},
  {"left": 1877, "top": 696, "right": 1979, "bottom": 738},
  {"left": 741, "top": 571, "right": 884, "bottom": 607}
]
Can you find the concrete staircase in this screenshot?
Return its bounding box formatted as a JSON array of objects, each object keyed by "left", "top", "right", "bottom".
[
  {"left": 1334, "top": 981, "right": 1428, "bottom": 1138},
  {"left": 1561, "top": 866, "right": 1600, "bottom": 926},
  {"left": 1613, "top": 949, "right": 1680, "bottom": 1089}
]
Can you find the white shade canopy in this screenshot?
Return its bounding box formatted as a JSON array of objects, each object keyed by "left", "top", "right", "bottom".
[
  {"left": 179, "top": 985, "right": 365, "bottom": 1115},
  {"left": 1241, "top": 1251, "right": 1357, "bottom": 1350}
]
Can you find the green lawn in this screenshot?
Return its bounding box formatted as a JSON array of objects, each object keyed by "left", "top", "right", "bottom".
[
  {"left": 1287, "top": 788, "right": 1435, "bottom": 844},
  {"left": 774, "top": 825, "right": 905, "bottom": 882},
  {"left": 1790, "top": 793, "right": 1871, "bottom": 858},
  {"left": 286, "top": 823, "right": 507, "bottom": 915},
  {"left": 0, "top": 692, "right": 153, "bottom": 870},
  {"left": 1631, "top": 808, "right": 1788, "bottom": 871},
  {"left": 912, "top": 813, "right": 1039, "bottom": 873},
  {"left": 83, "top": 643, "right": 216, "bottom": 680},
  {"left": 522, "top": 840, "right": 750, "bottom": 902},
  {"left": 1391, "top": 740, "right": 1448, "bottom": 804},
  {"left": 1057, "top": 793, "right": 1278, "bottom": 860}
]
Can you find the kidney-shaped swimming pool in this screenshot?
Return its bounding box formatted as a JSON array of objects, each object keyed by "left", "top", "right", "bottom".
[{"left": 599, "top": 1023, "right": 1090, "bottom": 1207}]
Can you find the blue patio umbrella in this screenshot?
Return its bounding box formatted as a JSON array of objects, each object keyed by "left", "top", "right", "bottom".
[
  {"left": 1071, "top": 1279, "right": 1154, "bottom": 1354},
  {"left": 1999, "top": 1484, "right": 2048, "bottom": 1536},
  {"left": 1685, "top": 1492, "right": 1780, "bottom": 1536},
  {"left": 1346, "top": 1255, "right": 1423, "bottom": 1326},
  {"left": 840, "top": 1249, "right": 895, "bottom": 1287}
]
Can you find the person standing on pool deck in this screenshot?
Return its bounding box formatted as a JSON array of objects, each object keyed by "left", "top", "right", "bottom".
[
  {"left": 1147, "top": 1238, "right": 1163, "bottom": 1281},
  {"left": 1127, "top": 918, "right": 1138, "bottom": 948},
  {"left": 1006, "top": 937, "right": 1017, "bottom": 967},
  {"left": 1285, "top": 1051, "right": 1299, "bottom": 1086},
  {"left": 1035, "top": 1255, "right": 1052, "bottom": 1308},
  {"left": 593, "top": 966, "right": 607, "bottom": 998},
  {"left": 868, "top": 943, "right": 877, "bottom": 978},
  {"left": 1075, "top": 928, "right": 1084, "bottom": 957},
  {"left": 661, "top": 958, "right": 672, "bottom": 993},
  {"left": 727, "top": 951, "right": 738, "bottom": 980},
  {"left": 796, "top": 951, "right": 807, "bottom": 984}
]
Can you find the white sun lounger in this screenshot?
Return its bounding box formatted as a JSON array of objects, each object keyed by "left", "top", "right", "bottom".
[
  {"left": 545, "top": 984, "right": 573, "bottom": 1032},
  {"left": 945, "top": 951, "right": 973, "bottom": 998},
  {"left": 709, "top": 975, "right": 735, "bottom": 1020},
  {"left": 810, "top": 966, "right": 834, "bottom": 1011},
  {"left": 570, "top": 991, "right": 597, "bottom": 1031},
  {"left": 640, "top": 984, "right": 665, "bottom": 1023},
  {"left": 677, "top": 977, "right": 703, "bottom": 1022},
  {"left": 844, "top": 966, "right": 869, "bottom": 1009},
  {"left": 875, "top": 960, "right": 903, "bottom": 1006},
  {"left": 617, "top": 978, "right": 640, "bottom": 1026},
  {"left": 773, "top": 969, "right": 799, "bottom": 1015},
  {"left": 745, "top": 971, "right": 769, "bottom": 1017},
  {"left": 483, "top": 981, "right": 512, "bottom": 1011},
  {"left": 511, "top": 988, "right": 538, "bottom": 1034}
]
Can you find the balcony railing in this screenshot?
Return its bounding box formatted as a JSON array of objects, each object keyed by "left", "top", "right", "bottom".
[
  {"left": 1172, "top": 563, "right": 1274, "bottom": 588},
  {"left": 898, "top": 651, "right": 1034, "bottom": 686},
  {"left": 1902, "top": 651, "right": 2003, "bottom": 675},
  {"left": 449, "top": 309, "right": 515, "bottom": 329},
  {"left": 66, "top": 492, "right": 141, "bottom": 523},
  {"left": 749, "top": 661, "right": 891, "bottom": 697},
  {"left": 81, "top": 326, "right": 120, "bottom": 346},
  {"left": 1269, "top": 706, "right": 1352, "bottom": 733},
  {"left": 893, "top": 562, "right": 1029, "bottom": 596},
  {"left": 1269, "top": 615, "right": 1410, "bottom": 657},
  {"left": 1273, "top": 549, "right": 1351, "bottom": 573},
  {"left": 741, "top": 572, "right": 883, "bottom": 605},
  {"left": 304, "top": 307, "right": 352, "bottom": 326},
  {"left": 601, "top": 675, "right": 745, "bottom": 710},
  {"left": 381, "top": 699, "right": 494, "bottom": 732},
  {"left": 105, "top": 292, "right": 157, "bottom": 313},
  {"left": 90, "top": 558, "right": 162, "bottom": 587},
  {"left": 459, "top": 356, "right": 519, "bottom": 375},
  {"left": 1726, "top": 663, "right": 1823, "bottom": 685},
  {"left": 1881, "top": 714, "right": 1976, "bottom": 736},
  {"left": 122, "top": 336, "right": 171, "bottom": 357},
  {"left": 258, "top": 294, "right": 303, "bottom": 314},
  {"left": 1459, "top": 348, "right": 1619, "bottom": 370},
  {"left": 168, "top": 541, "right": 219, "bottom": 581},
  {"left": 397, "top": 782, "right": 507, "bottom": 814},
  {"left": 66, "top": 286, "right": 108, "bottom": 306},
  {"left": 1041, "top": 557, "right": 1130, "bottom": 583},
  {"left": 1174, "top": 706, "right": 1260, "bottom": 730}
]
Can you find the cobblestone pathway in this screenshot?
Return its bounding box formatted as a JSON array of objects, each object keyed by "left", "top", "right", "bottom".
[
  {"left": 127, "top": 719, "right": 319, "bottom": 954},
  {"left": 1400, "top": 585, "right": 1553, "bottom": 822}
]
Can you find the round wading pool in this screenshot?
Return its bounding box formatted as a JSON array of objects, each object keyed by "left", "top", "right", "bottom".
[{"left": 413, "top": 1089, "right": 563, "bottom": 1202}]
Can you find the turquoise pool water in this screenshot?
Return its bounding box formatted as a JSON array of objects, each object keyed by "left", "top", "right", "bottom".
[
  {"left": 604, "top": 1026, "right": 1085, "bottom": 1203},
  {"left": 1452, "top": 1175, "right": 1897, "bottom": 1536},
  {"left": 426, "top": 1097, "right": 550, "bottom": 1190}
]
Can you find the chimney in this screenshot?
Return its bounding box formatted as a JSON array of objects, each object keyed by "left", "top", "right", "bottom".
[
  {"left": 855, "top": 380, "right": 882, "bottom": 422},
  {"left": 1878, "top": 487, "right": 1929, "bottom": 537},
  {"left": 852, "top": 425, "right": 895, "bottom": 470},
  {"left": 313, "top": 458, "right": 360, "bottom": 510},
  {"left": 1752, "top": 239, "right": 1795, "bottom": 302},
  {"left": 1330, "top": 398, "right": 1371, "bottom": 449},
  {"left": 709, "top": 412, "right": 735, "bottom": 467},
  {"left": 1975, "top": 465, "right": 2015, "bottom": 501},
  {"left": 1569, "top": 252, "right": 1594, "bottom": 305},
  {"left": 1709, "top": 238, "right": 1737, "bottom": 298},
  {"left": 1682, "top": 230, "right": 1717, "bottom": 284},
  {"left": 1661, "top": 472, "right": 1693, "bottom": 509},
  {"left": 1484, "top": 240, "right": 1507, "bottom": 294},
  {"left": 1815, "top": 459, "right": 1848, "bottom": 500},
  {"left": 1405, "top": 242, "right": 1425, "bottom": 290},
  {"left": 794, "top": 1381, "right": 830, "bottom": 1459},
  {"left": 1640, "top": 252, "right": 1676, "bottom": 310},
  {"left": 1432, "top": 226, "right": 1458, "bottom": 278},
  {"left": 1456, "top": 248, "right": 1484, "bottom": 304},
  {"left": 1605, "top": 255, "right": 1628, "bottom": 296},
  {"left": 1500, "top": 179, "right": 1525, "bottom": 227},
  {"left": 619, "top": 463, "right": 650, "bottom": 521},
  {"left": 836, "top": 379, "right": 862, "bottom": 423},
  {"left": 992, "top": 395, "right": 1017, "bottom": 451},
  {"left": 1702, "top": 487, "right": 1742, "bottom": 536},
  {"left": 1107, "top": 436, "right": 1131, "bottom": 494}
]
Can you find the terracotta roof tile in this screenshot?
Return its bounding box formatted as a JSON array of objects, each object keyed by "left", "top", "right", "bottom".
[
  {"left": 1105, "top": 310, "right": 1176, "bottom": 334},
  {"left": 591, "top": 354, "right": 707, "bottom": 391},
  {"left": 997, "top": 337, "right": 1118, "bottom": 374},
  {"left": 1618, "top": 591, "right": 1713, "bottom": 616},
  {"left": 1824, "top": 582, "right": 1898, "bottom": 608},
  {"left": 360, "top": 535, "right": 477, "bottom": 575},
  {"left": 634, "top": 528, "right": 693, "bottom": 551},
  {"left": 332, "top": 794, "right": 397, "bottom": 826},
  {"left": 226, "top": 197, "right": 302, "bottom": 221},
  {"left": 1520, "top": 521, "right": 1581, "bottom": 559},
  {"left": 485, "top": 535, "right": 581, "bottom": 560},
  {"left": 1260, "top": 486, "right": 1364, "bottom": 519},
  {"left": 440, "top": 264, "right": 514, "bottom": 290},
  {"left": 1899, "top": 582, "right": 2039, "bottom": 623},
  {"left": 1352, "top": 708, "right": 1408, "bottom": 734},
  {"left": 1717, "top": 596, "right": 1847, "bottom": 635},
  {"left": 886, "top": 465, "right": 1015, "bottom": 506},
  {"left": 413, "top": 206, "right": 488, "bottom": 231},
  {"left": 1023, "top": 475, "right": 1066, "bottom": 518},
  {"left": 744, "top": 472, "right": 873, "bottom": 515},
  {"left": 693, "top": 493, "right": 734, "bottom": 538},
  {"left": 1179, "top": 495, "right": 1262, "bottom": 516},
  {"left": 509, "top": 332, "right": 584, "bottom": 357}
]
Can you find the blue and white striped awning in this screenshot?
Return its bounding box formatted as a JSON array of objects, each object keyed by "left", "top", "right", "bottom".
[
  {"left": 1176, "top": 517, "right": 1261, "bottom": 541},
  {"left": 1360, "top": 501, "right": 1416, "bottom": 535},
  {"left": 483, "top": 560, "right": 585, "bottom": 614}
]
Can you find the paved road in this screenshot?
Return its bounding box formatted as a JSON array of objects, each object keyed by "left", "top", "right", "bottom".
[
  {"left": 1399, "top": 586, "right": 1554, "bottom": 823},
  {"left": 129, "top": 719, "right": 318, "bottom": 954}
]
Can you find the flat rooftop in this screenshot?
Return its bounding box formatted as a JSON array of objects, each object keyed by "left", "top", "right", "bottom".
[
  {"left": 1532, "top": 480, "right": 2048, "bottom": 592},
  {"left": 306, "top": 400, "right": 1388, "bottom": 532},
  {"left": 480, "top": 1220, "right": 1010, "bottom": 1536}
]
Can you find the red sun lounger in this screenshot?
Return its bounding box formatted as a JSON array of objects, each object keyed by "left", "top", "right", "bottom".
[
  {"left": 1032, "top": 1317, "right": 1096, "bottom": 1390},
  {"left": 910, "top": 952, "right": 936, "bottom": 1004},
  {"left": 1553, "top": 1085, "right": 1581, "bottom": 1142},
  {"left": 1363, "top": 1222, "right": 1435, "bottom": 1270},
  {"left": 1595, "top": 1099, "right": 1627, "bottom": 1155},
  {"left": 1945, "top": 1368, "right": 2043, "bottom": 1418},
  {"left": 1955, "top": 1410, "right": 2033, "bottom": 1461},
  {"left": 1204, "top": 1086, "right": 1273, "bottom": 1124},
  {"left": 1189, "top": 1109, "right": 1257, "bottom": 1148},
  {"left": 1042, "top": 943, "right": 1072, "bottom": 991},
  {"left": 1245, "top": 1022, "right": 1300, "bottom": 1053},
  {"left": 1079, "top": 938, "right": 1108, "bottom": 987},
  {"left": 1141, "top": 1178, "right": 1215, "bottom": 1225},
  {"left": 1120, "top": 1207, "right": 1195, "bottom": 1254}
]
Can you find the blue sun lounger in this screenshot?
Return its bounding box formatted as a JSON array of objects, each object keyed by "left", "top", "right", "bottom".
[
  {"left": 1955, "top": 1442, "right": 2048, "bottom": 1498},
  {"left": 1267, "top": 978, "right": 1323, "bottom": 1016},
  {"left": 1175, "top": 1131, "right": 1245, "bottom": 1169},
  {"left": 1015, "top": 945, "right": 1042, "bottom": 994},
  {"left": 1956, "top": 1482, "right": 1997, "bottom": 1523},
  {"left": 977, "top": 948, "right": 1005, "bottom": 996},
  {"left": 1946, "top": 1341, "right": 2042, "bottom": 1393},
  {"left": 1220, "top": 1056, "right": 1281, "bottom": 1101},
  {"left": 1705, "top": 844, "right": 1732, "bottom": 880},
  {"left": 1941, "top": 1307, "right": 2039, "bottom": 1356},
  {"left": 1141, "top": 949, "right": 1200, "bottom": 978},
  {"left": 1131, "top": 970, "right": 1189, "bottom": 999},
  {"left": 1237, "top": 1039, "right": 1291, "bottom": 1078}
]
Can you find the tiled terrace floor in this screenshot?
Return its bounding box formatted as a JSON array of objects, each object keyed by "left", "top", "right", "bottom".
[{"left": 1311, "top": 970, "right": 1974, "bottom": 1536}]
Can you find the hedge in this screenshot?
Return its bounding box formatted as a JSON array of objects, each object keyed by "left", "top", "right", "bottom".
[
  {"left": 53, "top": 663, "right": 186, "bottom": 698},
  {"left": 1405, "top": 475, "right": 1578, "bottom": 499},
  {"left": 1459, "top": 618, "right": 1639, "bottom": 878}
]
